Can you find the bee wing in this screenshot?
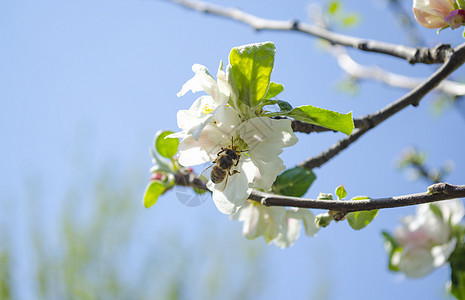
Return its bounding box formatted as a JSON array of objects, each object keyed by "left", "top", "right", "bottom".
[
  {"left": 200, "top": 163, "right": 214, "bottom": 181},
  {"left": 218, "top": 175, "right": 228, "bottom": 192}
]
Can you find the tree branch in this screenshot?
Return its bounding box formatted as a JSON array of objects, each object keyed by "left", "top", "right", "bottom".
[
  {"left": 174, "top": 172, "right": 465, "bottom": 213},
  {"left": 331, "top": 46, "right": 465, "bottom": 97},
  {"left": 167, "top": 0, "right": 453, "bottom": 64},
  {"left": 298, "top": 42, "right": 465, "bottom": 169},
  {"left": 253, "top": 183, "right": 465, "bottom": 212}
]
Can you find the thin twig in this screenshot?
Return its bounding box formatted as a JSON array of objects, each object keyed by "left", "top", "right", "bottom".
[
  {"left": 299, "top": 42, "right": 465, "bottom": 169},
  {"left": 174, "top": 172, "right": 465, "bottom": 212},
  {"left": 167, "top": 0, "right": 453, "bottom": 64}
]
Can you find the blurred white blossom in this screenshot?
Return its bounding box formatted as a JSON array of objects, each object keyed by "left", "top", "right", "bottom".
[
  {"left": 391, "top": 199, "right": 464, "bottom": 277},
  {"left": 231, "top": 201, "right": 319, "bottom": 248}
]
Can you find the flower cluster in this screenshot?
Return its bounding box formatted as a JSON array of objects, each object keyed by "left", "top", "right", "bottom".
[
  {"left": 170, "top": 64, "right": 297, "bottom": 214},
  {"left": 413, "top": 0, "right": 465, "bottom": 30},
  {"left": 387, "top": 199, "right": 465, "bottom": 278},
  {"left": 167, "top": 42, "right": 321, "bottom": 247}
]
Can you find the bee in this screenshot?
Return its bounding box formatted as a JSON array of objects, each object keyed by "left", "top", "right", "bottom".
[{"left": 205, "top": 138, "right": 245, "bottom": 190}]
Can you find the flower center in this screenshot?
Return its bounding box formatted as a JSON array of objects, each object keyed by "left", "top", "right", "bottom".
[{"left": 202, "top": 104, "right": 214, "bottom": 115}]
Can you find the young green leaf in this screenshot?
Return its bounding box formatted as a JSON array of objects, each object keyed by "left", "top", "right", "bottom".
[
  {"left": 287, "top": 105, "right": 354, "bottom": 135},
  {"left": 143, "top": 180, "right": 166, "bottom": 208},
  {"left": 229, "top": 42, "right": 276, "bottom": 107},
  {"left": 155, "top": 130, "right": 179, "bottom": 158},
  {"left": 342, "top": 14, "right": 359, "bottom": 27},
  {"left": 347, "top": 196, "right": 378, "bottom": 230},
  {"left": 276, "top": 100, "right": 293, "bottom": 111},
  {"left": 382, "top": 231, "right": 401, "bottom": 272},
  {"left": 272, "top": 167, "right": 316, "bottom": 197},
  {"left": 261, "top": 99, "right": 278, "bottom": 106},
  {"left": 335, "top": 185, "right": 347, "bottom": 200},
  {"left": 328, "top": 1, "right": 339, "bottom": 14},
  {"left": 264, "top": 82, "right": 284, "bottom": 100}
]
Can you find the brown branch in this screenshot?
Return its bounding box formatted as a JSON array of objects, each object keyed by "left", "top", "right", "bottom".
[
  {"left": 174, "top": 172, "right": 465, "bottom": 213},
  {"left": 253, "top": 183, "right": 465, "bottom": 212},
  {"left": 167, "top": 0, "right": 453, "bottom": 64},
  {"left": 298, "top": 42, "right": 465, "bottom": 169}
]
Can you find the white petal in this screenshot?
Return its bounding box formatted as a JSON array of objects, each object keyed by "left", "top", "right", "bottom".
[
  {"left": 208, "top": 159, "right": 252, "bottom": 215},
  {"left": 273, "top": 217, "right": 302, "bottom": 249},
  {"left": 262, "top": 206, "right": 286, "bottom": 243},
  {"left": 437, "top": 199, "right": 465, "bottom": 225},
  {"left": 216, "top": 68, "right": 230, "bottom": 106},
  {"left": 176, "top": 109, "right": 202, "bottom": 132},
  {"left": 289, "top": 208, "right": 319, "bottom": 236},
  {"left": 175, "top": 96, "right": 216, "bottom": 138},
  {"left": 398, "top": 246, "right": 435, "bottom": 278},
  {"left": 166, "top": 131, "right": 187, "bottom": 139},
  {"left": 177, "top": 135, "right": 214, "bottom": 167},
  {"left": 242, "top": 204, "right": 262, "bottom": 239},
  {"left": 187, "top": 114, "right": 214, "bottom": 141},
  {"left": 238, "top": 117, "right": 298, "bottom": 190},
  {"left": 432, "top": 238, "right": 457, "bottom": 267},
  {"left": 187, "top": 95, "right": 216, "bottom": 114},
  {"left": 177, "top": 64, "right": 219, "bottom": 98}
]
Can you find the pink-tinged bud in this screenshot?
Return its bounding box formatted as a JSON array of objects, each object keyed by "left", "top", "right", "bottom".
[
  {"left": 445, "top": 9, "right": 465, "bottom": 29},
  {"left": 413, "top": 0, "right": 455, "bottom": 28},
  {"left": 150, "top": 172, "right": 164, "bottom": 181}
]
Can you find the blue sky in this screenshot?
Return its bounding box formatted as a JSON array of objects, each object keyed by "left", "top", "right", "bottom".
[{"left": 1, "top": 0, "right": 465, "bottom": 299}]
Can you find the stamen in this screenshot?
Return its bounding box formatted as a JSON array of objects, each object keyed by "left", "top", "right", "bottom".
[{"left": 202, "top": 104, "right": 214, "bottom": 114}]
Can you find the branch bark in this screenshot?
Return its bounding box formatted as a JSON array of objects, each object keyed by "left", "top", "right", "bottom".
[
  {"left": 167, "top": 0, "right": 454, "bottom": 64},
  {"left": 174, "top": 172, "right": 465, "bottom": 213},
  {"left": 298, "top": 42, "right": 465, "bottom": 169}
]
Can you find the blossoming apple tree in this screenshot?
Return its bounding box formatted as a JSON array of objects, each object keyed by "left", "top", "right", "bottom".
[{"left": 144, "top": 0, "right": 465, "bottom": 298}]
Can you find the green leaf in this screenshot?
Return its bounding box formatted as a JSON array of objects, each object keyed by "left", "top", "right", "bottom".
[
  {"left": 335, "top": 185, "right": 347, "bottom": 200},
  {"left": 155, "top": 130, "right": 179, "bottom": 158},
  {"left": 143, "top": 180, "right": 166, "bottom": 208},
  {"left": 429, "top": 203, "right": 444, "bottom": 221},
  {"left": 287, "top": 105, "right": 354, "bottom": 135},
  {"left": 229, "top": 42, "right": 276, "bottom": 107},
  {"left": 193, "top": 187, "right": 208, "bottom": 195},
  {"left": 276, "top": 100, "right": 293, "bottom": 111},
  {"left": 346, "top": 196, "right": 378, "bottom": 230},
  {"left": 342, "top": 14, "right": 359, "bottom": 27},
  {"left": 264, "top": 82, "right": 284, "bottom": 100},
  {"left": 450, "top": 243, "right": 465, "bottom": 300},
  {"left": 272, "top": 167, "right": 316, "bottom": 197},
  {"left": 382, "top": 231, "right": 401, "bottom": 272},
  {"left": 328, "top": 1, "right": 339, "bottom": 14}
]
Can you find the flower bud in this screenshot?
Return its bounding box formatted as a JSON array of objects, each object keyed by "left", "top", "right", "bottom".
[
  {"left": 413, "top": 0, "right": 454, "bottom": 29},
  {"left": 445, "top": 9, "right": 465, "bottom": 29}
]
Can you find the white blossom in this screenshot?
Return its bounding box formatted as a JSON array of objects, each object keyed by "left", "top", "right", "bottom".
[
  {"left": 231, "top": 202, "right": 319, "bottom": 248},
  {"left": 170, "top": 63, "right": 231, "bottom": 140},
  {"left": 392, "top": 199, "right": 464, "bottom": 277},
  {"left": 170, "top": 61, "right": 298, "bottom": 215}
]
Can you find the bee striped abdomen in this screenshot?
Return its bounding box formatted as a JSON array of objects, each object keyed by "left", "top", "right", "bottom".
[{"left": 211, "top": 167, "right": 227, "bottom": 184}]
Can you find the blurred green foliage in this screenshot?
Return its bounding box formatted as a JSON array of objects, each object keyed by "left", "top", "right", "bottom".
[{"left": 0, "top": 172, "right": 267, "bottom": 300}]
